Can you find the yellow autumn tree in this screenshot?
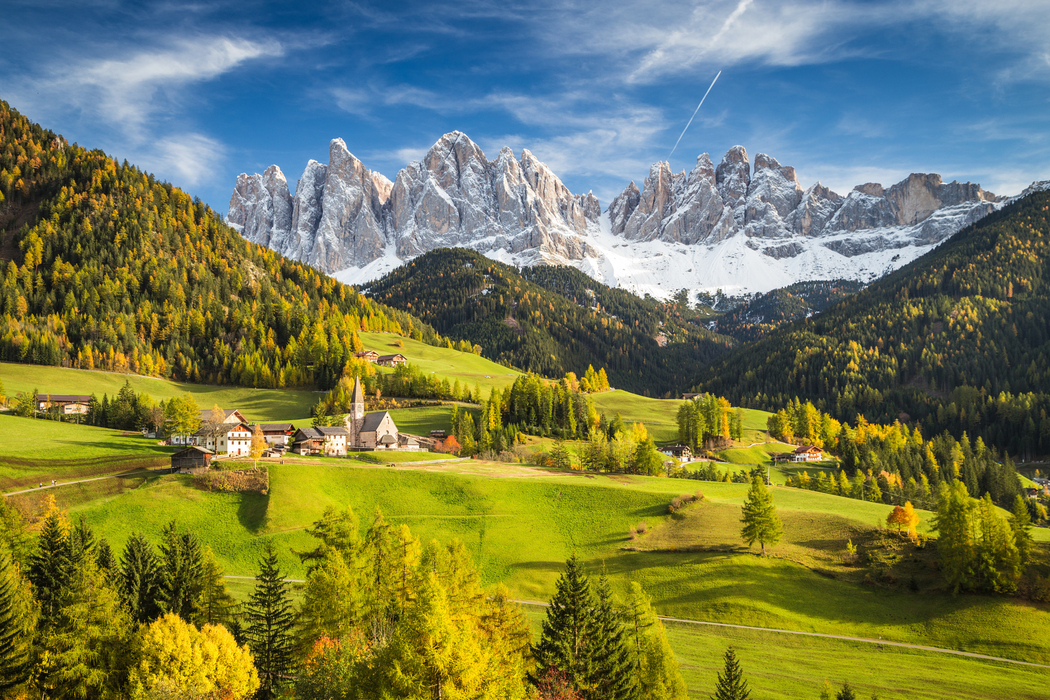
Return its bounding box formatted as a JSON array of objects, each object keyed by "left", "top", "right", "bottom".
[
  {"left": 887, "top": 501, "right": 921, "bottom": 539},
  {"left": 128, "top": 613, "right": 259, "bottom": 699}
]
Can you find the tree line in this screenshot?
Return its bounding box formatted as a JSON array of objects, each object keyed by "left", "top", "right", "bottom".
[{"left": 769, "top": 398, "right": 1025, "bottom": 509}]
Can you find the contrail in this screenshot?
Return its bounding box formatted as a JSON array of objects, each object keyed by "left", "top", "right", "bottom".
[{"left": 669, "top": 70, "right": 721, "bottom": 158}]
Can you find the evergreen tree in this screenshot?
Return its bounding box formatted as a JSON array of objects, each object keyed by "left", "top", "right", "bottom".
[
  {"left": 835, "top": 681, "right": 857, "bottom": 700},
  {"left": 95, "top": 539, "right": 115, "bottom": 579},
  {"left": 157, "top": 520, "right": 205, "bottom": 621},
  {"left": 591, "top": 573, "right": 637, "bottom": 700},
  {"left": 713, "top": 648, "right": 751, "bottom": 700},
  {"left": 740, "top": 476, "right": 783, "bottom": 555},
  {"left": 0, "top": 548, "right": 34, "bottom": 692},
  {"left": 68, "top": 515, "right": 96, "bottom": 569},
  {"left": 245, "top": 541, "right": 297, "bottom": 700},
  {"left": 27, "top": 501, "right": 71, "bottom": 626},
  {"left": 534, "top": 554, "right": 598, "bottom": 694},
  {"left": 118, "top": 531, "right": 161, "bottom": 624},
  {"left": 36, "top": 555, "right": 133, "bottom": 700},
  {"left": 1010, "top": 494, "right": 1034, "bottom": 566},
  {"left": 200, "top": 546, "right": 238, "bottom": 626},
  {"left": 625, "top": 582, "right": 687, "bottom": 700}
]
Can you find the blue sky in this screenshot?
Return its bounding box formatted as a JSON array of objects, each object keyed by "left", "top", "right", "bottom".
[{"left": 2, "top": 0, "right": 1048, "bottom": 212}]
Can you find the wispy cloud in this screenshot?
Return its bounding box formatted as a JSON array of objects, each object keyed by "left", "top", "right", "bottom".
[
  {"left": 136, "top": 132, "right": 227, "bottom": 186},
  {"left": 58, "top": 35, "right": 283, "bottom": 136}
]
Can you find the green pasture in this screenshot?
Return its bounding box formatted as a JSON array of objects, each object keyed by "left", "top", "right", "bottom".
[
  {"left": 358, "top": 332, "right": 521, "bottom": 396},
  {"left": 0, "top": 362, "right": 320, "bottom": 421},
  {"left": 386, "top": 406, "right": 455, "bottom": 436},
  {"left": 519, "top": 607, "right": 1050, "bottom": 700},
  {"left": 65, "top": 461, "right": 1050, "bottom": 670},
  {"left": 0, "top": 415, "right": 173, "bottom": 490}
]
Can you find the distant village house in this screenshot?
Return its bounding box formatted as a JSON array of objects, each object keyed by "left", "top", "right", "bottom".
[
  {"left": 376, "top": 353, "right": 407, "bottom": 367},
  {"left": 36, "top": 394, "right": 91, "bottom": 415},
  {"left": 171, "top": 446, "right": 213, "bottom": 473},
  {"left": 355, "top": 350, "right": 379, "bottom": 363}
]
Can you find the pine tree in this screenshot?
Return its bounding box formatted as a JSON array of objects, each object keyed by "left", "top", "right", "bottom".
[
  {"left": 713, "top": 648, "right": 751, "bottom": 700},
  {"left": 200, "top": 547, "right": 237, "bottom": 626},
  {"left": 534, "top": 554, "right": 598, "bottom": 694},
  {"left": 1010, "top": 494, "right": 1034, "bottom": 566},
  {"left": 157, "top": 520, "right": 205, "bottom": 621},
  {"left": 246, "top": 541, "right": 297, "bottom": 700},
  {"left": 118, "top": 531, "right": 161, "bottom": 624},
  {"left": 591, "top": 573, "right": 637, "bottom": 700},
  {"left": 27, "top": 502, "right": 71, "bottom": 626},
  {"left": 0, "top": 548, "right": 34, "bottom": 691},
  {"left": 740, "top": 476, "right": 783, "bottom": 554},
  {"left": 835, "top": 681, "right": 857, "bottom": 700}
]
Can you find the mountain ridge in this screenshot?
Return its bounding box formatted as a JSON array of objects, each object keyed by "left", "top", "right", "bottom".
[{"left": 229, "top": 131, "right": 1010, "bottom": 297}]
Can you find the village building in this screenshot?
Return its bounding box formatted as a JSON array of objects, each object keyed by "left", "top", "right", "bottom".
[
  {"left": 791, "top": 445, "right": 823, "bottom": 462},
  {"left": 660, "top": 445, "right": 694, "bottom": 462},
  {"left": 376, "top": 353, "right": 407, "bottom": 367},
  {"left": 36, "top": 394, "right": 92, "bottom": 415},
  {"left": 291, "top": 426, "right": 349, "bottom": 456},
  {"left": 170, "top": 408, "right": 253, "bottom": 456},
  {"left": 344, "top": 376, "right": 402, "bottom": 450},
  {"left": 254, "top": 423, "right": 295, "bottom": 446},
  {"left": 171, "top": 446, "right": 213, "bottom": 472},
  {"left": 355, "top": 350, "right": 379, "bottom": 363}
]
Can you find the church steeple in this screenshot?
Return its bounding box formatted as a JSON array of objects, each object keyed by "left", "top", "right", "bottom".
[{"left": 351, "top": 376, "right": 365, "bottom": 422}]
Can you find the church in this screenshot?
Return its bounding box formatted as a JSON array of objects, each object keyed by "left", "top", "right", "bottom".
[{"left": 344, "top": 376, "right": 401, "bottom": 450}]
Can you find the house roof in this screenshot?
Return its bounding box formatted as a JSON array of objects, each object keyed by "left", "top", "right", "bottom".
[
  {"left": 377, "top": 353, "right": 406, "bottom": 361},
  {"left": 295, "top": 426, "right": 349, "bottom": 440},
  {"left": 173, "top": 446, "right": 213, "bottom": 456},
  {"left": 793, "top": 445, "right": 821, "bottom": 453},
  {"left": 257, "top": 423, "right": 295, "bottom": 432},
  {"left": 361, "top": 411, "right": 393, "bottom": 433},
  {"left": 355, "top": 350, "right": 378, "bottom": 357},
  {"left": 378, "top": 434, "right": 397, "bottom": 445},
  {"left": 36, "top": 394, "right": 91, "bottom": 402},
  {"left": 196, "top": 408, "right": 245, "bottom": 421}
]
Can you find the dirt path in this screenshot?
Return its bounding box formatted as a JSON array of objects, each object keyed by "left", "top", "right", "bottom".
[{"left": 3, "top": 468, "right": 161, "bottom": 497}]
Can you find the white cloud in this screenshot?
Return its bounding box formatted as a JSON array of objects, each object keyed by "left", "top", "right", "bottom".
[
  {"left": 135, "top": 132, "right": 228, "bottom": 187},
  {"left": 69, "top": 36, "right": 283, "bottom": 136}
]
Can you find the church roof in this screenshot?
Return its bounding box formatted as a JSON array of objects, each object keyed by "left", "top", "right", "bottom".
[
  {"left": 361, "top": 411, "right": 392, "bottom": 433},
  {"left": 352, "top": 376, "right": 365, "bottom": 405}
]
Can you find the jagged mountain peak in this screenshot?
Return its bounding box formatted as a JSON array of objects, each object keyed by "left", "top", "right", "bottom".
[{"left": 229, "top": 136, "right": 1017, "bottom": 298}]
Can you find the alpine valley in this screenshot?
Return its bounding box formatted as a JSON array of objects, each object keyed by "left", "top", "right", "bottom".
[{"left": 228, "top": 131, "right": 1007, "bottom": 298}]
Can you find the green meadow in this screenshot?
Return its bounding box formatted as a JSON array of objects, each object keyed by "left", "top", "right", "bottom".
[
  {"left": 0, "top": 361, "right": 319, "bottom": 421},
  {"left": 49, "top": 459, "right": 1050, "bottom": 674}
]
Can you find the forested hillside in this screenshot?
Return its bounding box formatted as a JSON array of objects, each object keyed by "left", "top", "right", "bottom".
[
  {"left": 712, "top": 279, "right": 865, "bottom": 341},
  {"left": 364, "top": 248, "right": 734, "bottom": 396},
  {"left": 692, "top": 188, "right": 1050, "bottom": 459},
  {"left": 0, "top": 100, "right": 434, "bottom": 389}
]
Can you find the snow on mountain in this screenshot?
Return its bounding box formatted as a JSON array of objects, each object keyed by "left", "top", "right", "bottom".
[{"left": 229, "top": 135, "right": 1013, "bottom": 298}]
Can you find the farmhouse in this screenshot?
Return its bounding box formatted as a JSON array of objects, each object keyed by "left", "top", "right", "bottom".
[
  {"left": 660, "top": 445, "right": 694, "bottom": 462},
  {"left": 170, "top": 408, "right": 254, "bottom": 456},
  {"left": 791, "top": 445, "right": 823, "bottom": 462},
  {"left": 36, "top": 394, "right": 92, "bottom": 415},
  {"left": 254, "top": 423, "right": 295, "bottom": 446},
  {"left": 376, "top": 353, "right": 407, "bottom": 367},
  {"left": 291, "top": 427, "right": 349, "bottom": 456},
  {"left": 355, "top": 350, "right": 379, "bottom": 363},
  {"left": 171, "top": 446, "right": 213, "bottom": 472}
]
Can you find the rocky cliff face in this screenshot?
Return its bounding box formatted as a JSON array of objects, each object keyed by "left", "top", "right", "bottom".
[
  {"left": 229, "top": 131, "right": 600, "bottom": 276},
  {"left": 229, "top": 135, "right": 1007, "bottom": 296}
]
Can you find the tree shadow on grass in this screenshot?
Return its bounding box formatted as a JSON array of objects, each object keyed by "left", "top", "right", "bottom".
[{"left": 238, "top": 490, "right": 269, "bottom": 534}]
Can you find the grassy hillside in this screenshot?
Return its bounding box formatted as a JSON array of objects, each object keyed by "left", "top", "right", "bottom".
[
  {"left": 0, "top": 414, "right": 173, "bottom": 489},
  {"left": 0, "top": 361, "right": 320, "bottom": 420},
  {"left": 53, "top": 459, "right": 1050, "bottom": 671},
  {"left": 358, "top": 331, "right": 522, "bottom": 396}
]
